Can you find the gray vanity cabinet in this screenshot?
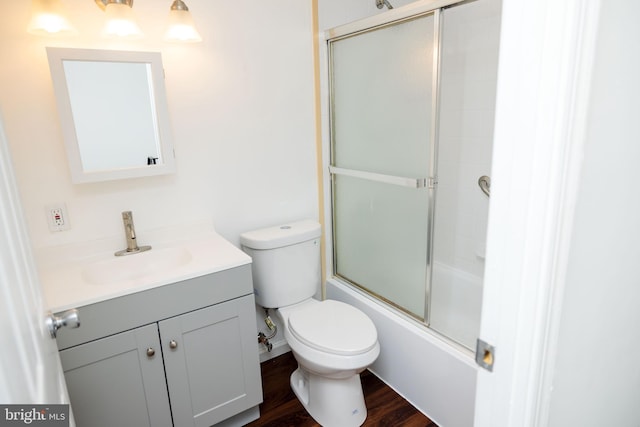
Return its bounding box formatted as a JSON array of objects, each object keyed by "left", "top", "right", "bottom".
[
  {"left": 55, "top": 266, "right": 263, "bottom": 427},
  {"left": 60, "top": 323, "right": 173, "bottom": 427},
  {"left": 160, "top": 296, "right": 262, "bottom": 426}
]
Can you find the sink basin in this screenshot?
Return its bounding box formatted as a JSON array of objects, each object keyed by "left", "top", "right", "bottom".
[{"left": 82, "top": 247, "right": 193, "bottom": 285}]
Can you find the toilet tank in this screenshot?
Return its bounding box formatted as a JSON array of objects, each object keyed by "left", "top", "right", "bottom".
[{"left": 240, "top": 220, "right": 321, "bottom": 308}]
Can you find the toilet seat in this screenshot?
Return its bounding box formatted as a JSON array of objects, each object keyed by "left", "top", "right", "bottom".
[{"left": 287, "top": 300, "right": 378, "bottom": 356}]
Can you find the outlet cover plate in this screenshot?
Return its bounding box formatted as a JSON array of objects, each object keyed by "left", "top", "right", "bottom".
[{"left": 46, "top": 203, "right": 70, "bottom": 232}]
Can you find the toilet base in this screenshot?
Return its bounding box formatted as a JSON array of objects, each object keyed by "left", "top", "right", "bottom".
[{"left": 290, "top": 366, "right": 367, "bottom": 427}]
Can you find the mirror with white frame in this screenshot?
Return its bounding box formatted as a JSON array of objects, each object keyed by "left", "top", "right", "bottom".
[{"left": 46, "top": 47, "right": 175, "bottom": 183}]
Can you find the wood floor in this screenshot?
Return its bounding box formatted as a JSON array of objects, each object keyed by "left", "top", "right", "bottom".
[{"left": 245, "top": 351, "right": 436, "bottom": 427}]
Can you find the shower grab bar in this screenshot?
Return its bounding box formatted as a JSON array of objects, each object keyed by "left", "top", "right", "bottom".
[
  {"left": 478, "top": 175, "right": 491, "bottom": 197},
  {"left": 329, "top": 166, "right": 429, "bottom": 189}
]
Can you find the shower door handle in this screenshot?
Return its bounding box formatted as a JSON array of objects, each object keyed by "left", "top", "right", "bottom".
[
  {"left": 329, "top": 166, "right": 431, "bottom": 189},
  {"left": 478, "top": 175, "right": 491, "bottom": 197}
]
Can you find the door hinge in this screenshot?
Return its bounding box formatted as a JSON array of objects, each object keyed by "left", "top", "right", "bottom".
[{"left": 475, "top": 338, "right": 495, "bottom": 372}]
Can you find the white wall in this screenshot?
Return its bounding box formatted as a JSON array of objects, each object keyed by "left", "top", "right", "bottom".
[
  {"left": 0, "top": 0, "right": 318, "bottom": 251},
  {"left": 318, "top": 0, "right": 402, "bottom": 30},
  {"left": 548, "top": 1, "right": 640, "bottom": 425}
]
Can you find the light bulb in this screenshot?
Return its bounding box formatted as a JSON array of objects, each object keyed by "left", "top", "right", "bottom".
[
  {"left": 102, "top": 2, "right": 144, "bottom": 39},
  {"left": 164, "top": 1, "right": 202, "bottom": 43},
  {"left": 27, "top": 0, "right": 77, "bottom": 36}
]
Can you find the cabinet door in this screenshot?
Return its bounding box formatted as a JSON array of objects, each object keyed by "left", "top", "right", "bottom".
[
  {"left": 160, "top": 295, "right": 263, "bottom": 427},
  {"left": 60, "top": 324, "right": 172, "bottom": 427}
]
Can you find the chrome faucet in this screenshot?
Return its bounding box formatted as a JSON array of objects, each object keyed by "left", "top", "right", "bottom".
[{"left": 115, "top": 211, "right": 152, "bottom": 256}]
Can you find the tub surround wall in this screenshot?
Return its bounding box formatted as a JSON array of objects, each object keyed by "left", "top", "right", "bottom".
[
  {"left": 430, "top": 0, "right": 501, "bottom": 349},
  {"left": 435, "top": 0, "right": 501, "bottom": 278}
]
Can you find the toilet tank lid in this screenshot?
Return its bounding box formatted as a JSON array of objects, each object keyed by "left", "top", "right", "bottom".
[{"left": 240, "top": 219, "right": 321, "bottom": 250}]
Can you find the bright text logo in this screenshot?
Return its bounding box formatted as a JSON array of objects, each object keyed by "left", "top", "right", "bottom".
[{"left": 0, "top": 405, "right": 68, "bottom": 426}]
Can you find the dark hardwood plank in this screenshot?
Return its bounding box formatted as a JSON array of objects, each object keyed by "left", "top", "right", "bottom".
[{"left": 246, "top": 352, "right": 436, "bottom": 426}]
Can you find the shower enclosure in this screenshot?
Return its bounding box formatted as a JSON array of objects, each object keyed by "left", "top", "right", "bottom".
[{"left": 327, "top": 0, "right": 499, "bottom": 349}]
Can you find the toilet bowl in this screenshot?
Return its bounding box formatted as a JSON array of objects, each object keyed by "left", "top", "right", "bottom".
[
  {"left": 278, "top": 299, "right": 379, "bottom": 426},
  {"left": 240, "top": 220, "right": 380, "bottom": 426}
]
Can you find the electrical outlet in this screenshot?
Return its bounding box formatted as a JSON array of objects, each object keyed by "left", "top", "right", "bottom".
[{"left": 46, "top": 204, "right": 70, "bottom": 232}]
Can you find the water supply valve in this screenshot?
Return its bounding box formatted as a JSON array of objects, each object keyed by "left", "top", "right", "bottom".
[
  {"left": 258, "top": 332, "right": 273, "bottom": 352},
  {"left": 257, "top": 309, "right": 277, "bottom": 352}
]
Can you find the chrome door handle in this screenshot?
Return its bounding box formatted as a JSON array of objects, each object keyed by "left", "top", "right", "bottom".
[{"left": 46, "top": 309, "right": 80, "bottom": 339}]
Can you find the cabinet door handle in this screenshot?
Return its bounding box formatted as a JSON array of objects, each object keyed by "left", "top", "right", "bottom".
[
  {"left": 169, "top": 340, "right": 178, "bottom": 349},
  {"left": 146, "top": 347, "right": 156, "bottom": 358}
]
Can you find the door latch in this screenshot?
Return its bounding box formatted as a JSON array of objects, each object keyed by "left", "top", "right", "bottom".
[{"left": 475, "top": 338, "right": 495, "bottom": 372}]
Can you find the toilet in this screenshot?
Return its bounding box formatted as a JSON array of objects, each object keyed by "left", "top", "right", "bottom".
[{"left": 240, "top": 219, "right": 380, "bottom": 427}]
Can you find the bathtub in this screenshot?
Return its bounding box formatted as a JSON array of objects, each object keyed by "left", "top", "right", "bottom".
[
  {"left": 326, "top": 275, "right": 478, "bottom": 427},
  {"left": 430, "top": 261, "right": 484, "bottom": 350}
]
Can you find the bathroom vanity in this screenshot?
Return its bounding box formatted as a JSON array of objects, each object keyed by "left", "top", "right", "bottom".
[{"left": 40, "top": 230, "right": 263, "bottom": 427}]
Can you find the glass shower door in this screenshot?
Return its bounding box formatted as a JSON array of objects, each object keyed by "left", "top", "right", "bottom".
[{"left": 329, "top": 12, "right": 438, "bottom": 321}]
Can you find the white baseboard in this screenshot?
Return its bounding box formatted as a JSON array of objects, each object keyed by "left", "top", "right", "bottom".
[{"left": 258, "top": 339, "right": 291, "bottom": 363}]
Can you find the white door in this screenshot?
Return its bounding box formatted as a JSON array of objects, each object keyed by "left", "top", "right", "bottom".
[
  {"left": 474, "top": 0, "right": 602, "bottom": 426},
  {"left": 0, "top": 115, "right": 71, "bottom": 411}
]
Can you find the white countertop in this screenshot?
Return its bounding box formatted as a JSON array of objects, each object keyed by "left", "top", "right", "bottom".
[{"left": 38, "top": 227, "right": 252, "bottom": 313}]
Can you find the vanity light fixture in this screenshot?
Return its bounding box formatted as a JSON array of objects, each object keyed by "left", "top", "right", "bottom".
[
  {"left": 96, "top": 0, "right": 144, "bottom": 39},
  {"left": 28, "top": 0, "right": 201, "bottom": 42},
  {"left": 164, "top": 0, "right": 202, "bottom": 43},
  {"left": 27, "top": 0, "right": 77, "bottom": 36}
]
